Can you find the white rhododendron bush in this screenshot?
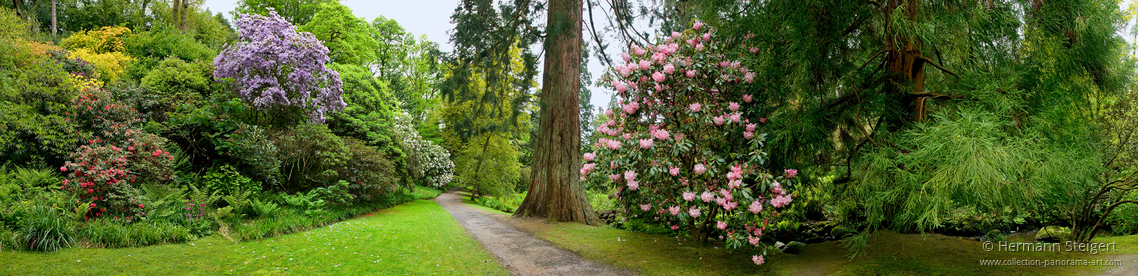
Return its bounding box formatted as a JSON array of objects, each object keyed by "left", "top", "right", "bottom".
[{"left": 583, "top": 21, "right": 797, "bottom": 265}]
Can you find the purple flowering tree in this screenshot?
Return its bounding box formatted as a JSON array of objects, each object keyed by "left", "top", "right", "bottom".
[{"left": 214, "top": 9, "right": 345, "bottom": 124}]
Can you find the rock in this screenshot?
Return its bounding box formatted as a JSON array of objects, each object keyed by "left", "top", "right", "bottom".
[
  {"left": 782, "top": 241, "right": 806, "bottom": 255},
  {"left": 1035, "top": 226, "right": 1070, "bottom": 243}
]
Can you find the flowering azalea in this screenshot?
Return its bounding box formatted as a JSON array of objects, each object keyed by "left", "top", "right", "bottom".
[
  {"left": 701, "top": 191, "right": 715, "bottom": 202},
  {"left": 640, "top": 204, "right": 652, "bottom": 212},
  {"left": 669, "top": 206, "right": 681, "bottom": 215},
  {"left": 639, "top": 139, "right": 653, "bottom": 149},
  {"left": 753, "top": 255, "right": 765, "bottom": 265},
  {"left": 584, "top": 152, "right": 596, "bottom": 161},
  {"left": 717, "top": 221, "right": 728, "bottom": 230},
  {"left": 689, "top": 103, "right": 702, "bottom": 112},
  {"left": 729, "top": 102, "right": 740, "bottom": 112},
  {"left": 652, "top": 71, "right": 666, "bottom": 82},
  {"left": 743, "top": 94, "right": 753, "bottom": 103},
  {"left": 689, "top": 207, "right": 701, "bottom": 218},
  {"left": 694, "top": 164, "right": 707, "bottom": 174},
  {"left": 671, "top": 167, "right": 681, "bottom": 176}
]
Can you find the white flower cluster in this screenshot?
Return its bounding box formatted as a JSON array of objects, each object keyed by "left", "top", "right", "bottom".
[{"left": 393, "top": 113, "right": 454, "bottom": 188}]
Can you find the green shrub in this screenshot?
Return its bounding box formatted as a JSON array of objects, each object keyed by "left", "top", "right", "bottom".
[
  {"left": 1106, "top": 190, "right": 1138, "bottom": 235},
  {"left": 282, "top": 191, "right": 327, "bottom": 217},
  {"left": 271, "top": 123, "right": 350, "bottom": 191},
  {"left": 339, "top": 137, "right": 396, "bottom": 201},
  {"left": 203, "top": 165, "right": 261, "bottom": 196},
  {"left": 312, "top": 180, "right": 354, "bottom": 206},
  {"left": 164, "top": 97, "right": 281, "bottom": 186},
  {"left": 0, "top": 225, "right": 18, "bottom": 251}
]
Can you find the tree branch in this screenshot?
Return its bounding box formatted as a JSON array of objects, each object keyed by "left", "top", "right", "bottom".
[{"left": 915, "top": 55, "right": 959, "bottom": 78}]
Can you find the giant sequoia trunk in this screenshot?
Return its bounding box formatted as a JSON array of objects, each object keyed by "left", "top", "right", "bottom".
[{"left": 514, "top": 0, "right": 600, "bottom": 225}]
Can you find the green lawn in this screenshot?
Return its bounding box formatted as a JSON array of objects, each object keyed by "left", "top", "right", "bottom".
[
  {"left": 0, "top": 200, "right": 508, "bottom": 276},
  {"left": 475, "top": 199, "right": 1136, "bottom": 276}
]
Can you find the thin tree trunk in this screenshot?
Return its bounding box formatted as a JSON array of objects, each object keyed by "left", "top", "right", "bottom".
[
  {"left": 469, "top": 134, "right": 493, "bottom": 200},
  {"left": 514, "top": 0, "right": 600, "bottom": 225},
  {"left": 51, "top": 0, "right": 57, "bottom": 37}
]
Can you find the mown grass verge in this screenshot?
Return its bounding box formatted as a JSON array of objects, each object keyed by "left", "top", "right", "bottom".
[{"left": 0, "top": 198, "right": 507, "bottom": 275}]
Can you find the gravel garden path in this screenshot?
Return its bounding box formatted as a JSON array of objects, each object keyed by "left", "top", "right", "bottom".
[{"left": 435, "top": 188, "right": 630, "bottom": 276}]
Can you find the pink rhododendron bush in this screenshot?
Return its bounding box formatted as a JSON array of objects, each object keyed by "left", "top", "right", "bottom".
[{"left": 582, "top": 22, "right": 797, "bottom": 265}]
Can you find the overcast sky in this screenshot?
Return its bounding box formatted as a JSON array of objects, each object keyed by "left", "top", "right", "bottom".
[{"left": 203, "top": 0, "right": 617, "bottom": 114}]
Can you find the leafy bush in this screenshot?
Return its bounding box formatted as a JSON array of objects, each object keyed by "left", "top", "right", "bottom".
[
  {"left": 312, "top": 180, "right": 354, "bottom": 206},
  {"left": 203, "top": 165, "right": 261, "bottom": 197},
  {"left": 164, "top": 97, "right": 281, "bottom": 185},
  {"left": 1106, "top": 190, "right": 1138, "bottom": 235},
  {"left": 61, "top": 26, "right": 133, "bottom": 54},
  {"left": 338, "top": 137, "right": 397, "bottom": 201},
  {"left": 66, "top": 48, "right": 133, "bottom": 83},
  {"left": 271, "top": 123, "right": 349, "bottom": 191},
  {"left": 123, "top": 24, "right": 216, "bottom": 62}
]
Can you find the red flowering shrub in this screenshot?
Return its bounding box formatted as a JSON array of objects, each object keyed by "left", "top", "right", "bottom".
[{"left": 60, "top": 90, "right": 173, "bottom": 220}]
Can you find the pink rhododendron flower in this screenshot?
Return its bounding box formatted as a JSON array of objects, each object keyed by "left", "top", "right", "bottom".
[
  {"left": 703, "top": 32, "right": 711, "bottom": 41},
  {"left": 744, "top": 131, "right": 754, "bottom": 140},
  {"left": 60, "top": 166, "right": 67, "bottom": 172},
  {"left": 728, "top": 102, "right": 740, "bottom": 111},
  {"left": 785, "top": 168, "right": 798, "bottom": 178},
  {"left": 605, "top": 109, "right": 613, "bottom": 117},
  {"left": 716, "top": 197, "right": 727, "bottom": 206},
  {"left": 717, "top": 221, "right": 727, "bottom": 230},
  {"left": 689, "top": 207, "right": 701, "bottom": 218},
  {"left": 623, "top": 101, "right": 640, "bottom": 114},
  {"left": 689, "top": 103, "right": 701, "bottom": 112},
  {"left": 744, "top": 72, "right": 755, "bottom": 83},
  {"left": 613, "top": 80, "right": 627, "bottom": 92},
  {"left": 719, "top": 60, "right": 731, "bottom": 68},
  {"left": 639, "top": 139, "right": 653, "bottom": 149},
  {"left": 671, "top": 167, "right": 682, "bottom": 176},
  {"left": 686, "top": 70, "right": 696, "bottom": 77},
  {"left": 622, "top": 133, "right": 632, "bottom": 140},
  {"left": 638, "top": 59, "right": 651, "bottom": 70},
  {"left": 749, "top": 236, "right": 761, "bottom": 246},
  {"left": 621, "top": 52, "right": 631, "bottom": 62},
  {"left": 694, "top": 164, "right": 707, "bottom": 174},
  {"left": 753, "top": 255, "right": 765, "bottom": 265},
  {"left": 731, "top": 61, "right": 742, "bottom": 68},
  {"left": 759, "top": 117, "right": 767, "bottom": 123},
  {"left": 584, "top": 152, "right": 596, "bottom": 161},
  {"left": 627, "top": 180, "right": 640, "bottom": 190},
  {"left": 652, "top": 129, "right": 670, "bottom": 140},
  {"left": 746, "top": 123, "right": 757, "bottom": 132},
  {"left": 669, "top": 206, "right": 681, "bottom": 216},
  {"left": 730, "top": 113, "right": 741, "bottom": 123},
  {"left": 695, "top": 43, "right": 704, "bottom": 51},
  {"left": 671, "top": 225, "right": 679, "bottom": 230},
  {"left": 620, "top": 66, "right": 633, "bottom": 77},
  {"left": 771, "top": 195, "right": 793, "bottom": 208},
  {"left": 743, "top": 94, "right": 753, "bottom": 103},
  {"left": 633, "top": 45, "right": 646, "bottom": 55},
  {"left": 724, "top": 201, "right": 738, "bottom": 211},
  {"left": 652, "top": 71, "right": 666, "bottom": 82},
  {"left": 749, "top": 200, "right": 764, "bottom": 214},
  {"left": 701, "top": 191, "right": 715, "bottom": 202},
  {"left": 610, "top": 174, "right": 621, "bottom": 182},
  {"left": 713, "top": 116, "right": 725, "bottom": 125},
  {"left": 663, "top": 63, "right": 675, "bottom": 74},
  {"left": 611, "top": 161, "right": 618, "bottom": 169},
  {"left": 640, "top": 204, "right": 652, "bottom": 212},
  {"left": 771, "top": 181, "right": 784, "bottom": 195},
  {"left": 750, "top": 47, "right": 759, "bottom": 54},
  {"left": 580, "top": 163, "right": 596, "bottom": 176},
  {"left": 624, "top": 170, "right": 637, "bottom": 181},
  {"left": 693, "top": 21, "right": 704, "bottom": 30},
  {"left": 683, "top": 191, "right": 696, "bottom": 201}
]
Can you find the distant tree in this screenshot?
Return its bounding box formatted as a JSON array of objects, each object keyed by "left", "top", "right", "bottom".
[
  {"left": 300, "top": 2, "right": 378, "bottom": 66},
  {"left": 235, "top": 0, "right": 332, "bottom": 26}
]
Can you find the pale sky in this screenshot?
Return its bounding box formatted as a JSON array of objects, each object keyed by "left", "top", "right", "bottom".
[{"left": 203, "top": 0, "right": 617, "bottom": 113}]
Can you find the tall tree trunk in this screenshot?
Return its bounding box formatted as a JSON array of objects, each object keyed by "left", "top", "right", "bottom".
[
  {"left": 514, "top": 0, "right": 600, "bottom": 225},
  {"left": 883, "top": 0, "right": 927, "bottom": 125}
]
